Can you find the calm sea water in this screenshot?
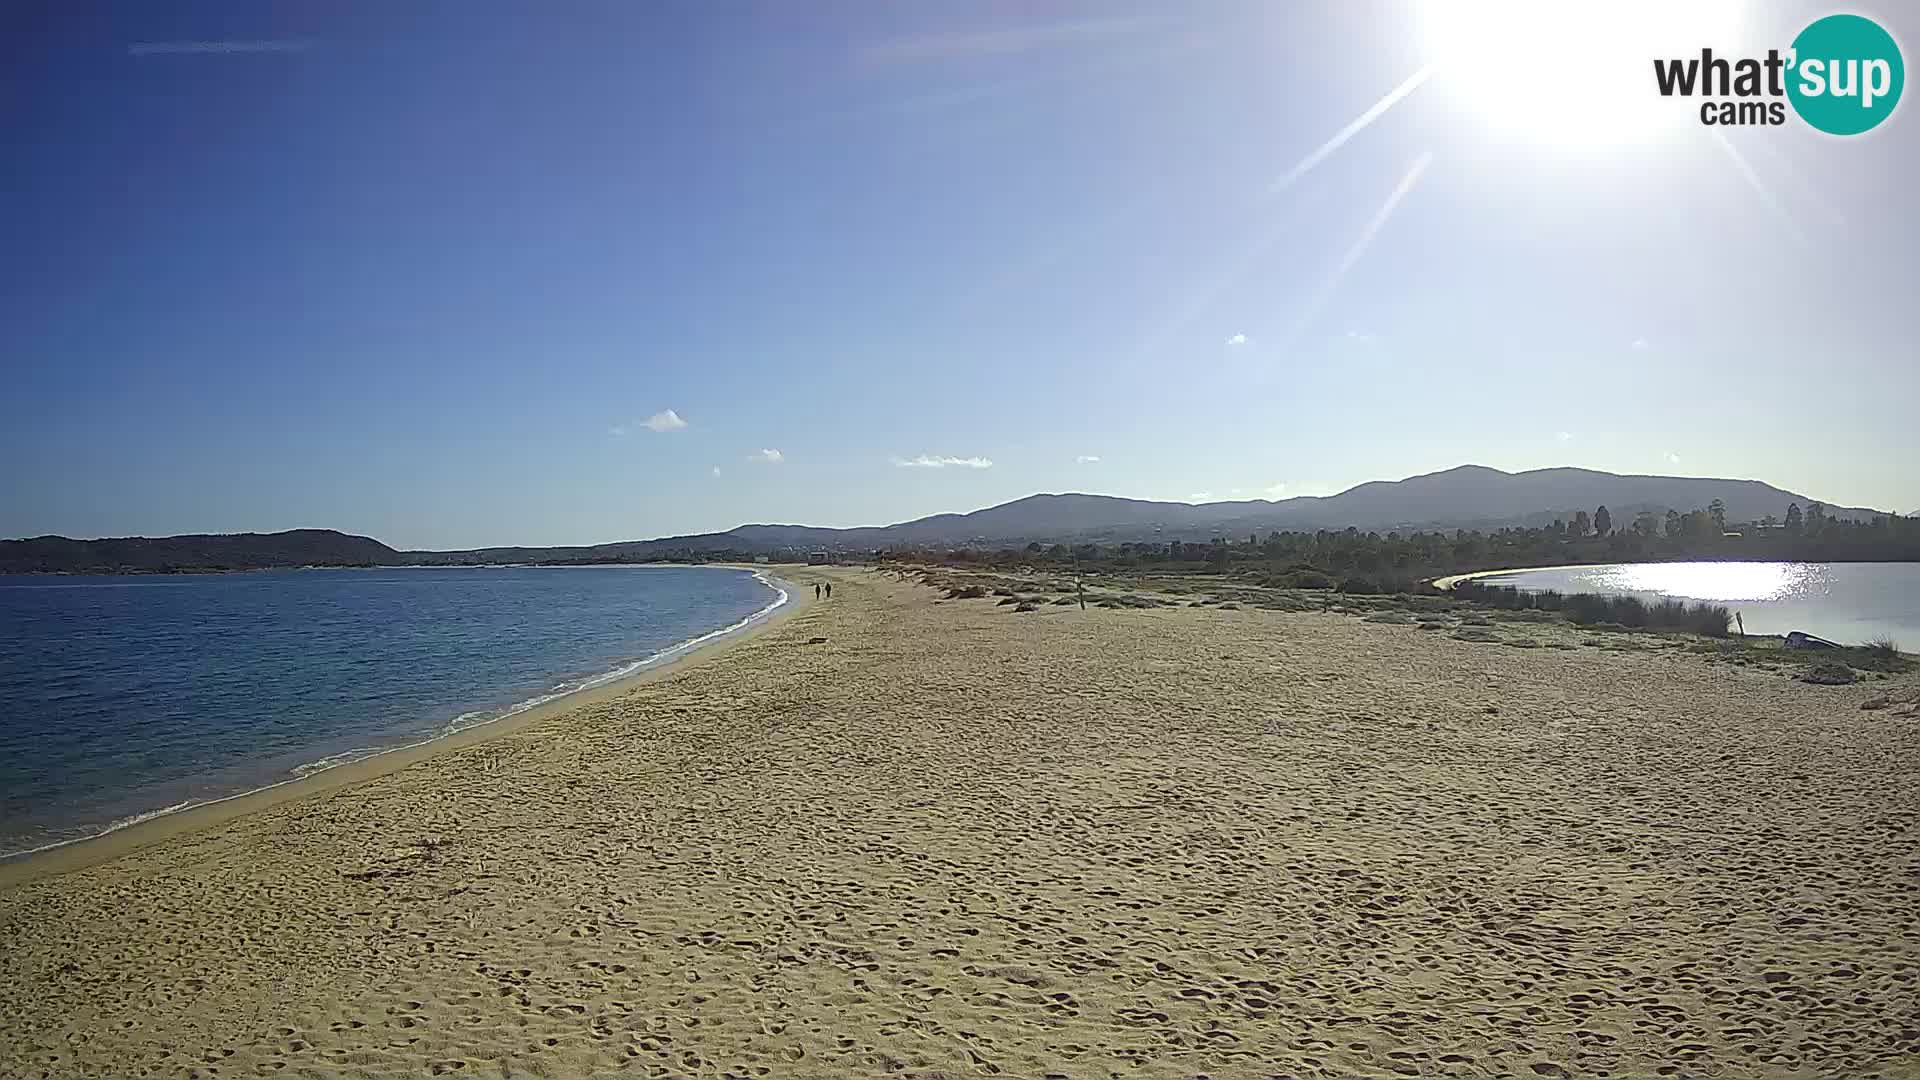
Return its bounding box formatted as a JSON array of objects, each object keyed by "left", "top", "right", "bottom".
[
  {"left": 1470, "top": 562, "right": 1920, "bottom": 645},
  {"left": 0, "top": 566, "right": 786, "bottom": 858}
]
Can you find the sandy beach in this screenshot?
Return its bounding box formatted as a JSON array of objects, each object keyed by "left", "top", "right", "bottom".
[{"left": 3, "top": 566, "right": 1917, "bottom": 1079}]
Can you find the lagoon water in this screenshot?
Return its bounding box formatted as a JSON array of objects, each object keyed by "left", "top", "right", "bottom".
[
  {"left": 1470, "top": 561, "right": 1920, "bottom": 646},
  {"left": 0, "top": 565, "right": 785, "bottom": 858}
]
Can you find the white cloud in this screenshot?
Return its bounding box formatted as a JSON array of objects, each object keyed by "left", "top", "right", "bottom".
[
  {"left": 1075, "top": 454, "right": 1101, "bottom": 464},
  {"left": 1188, "top": 491, "right": 1214, "bottom": 502},
  {"left": 1344, "top": 329, "right": 1377, "bottom": 343},
  {"left": 1631, "top": 338, "right": 1650, "bottom": 350},
  {"left": 642, "top": 408, "right": 688, "bottom": 433},
  {"left": 1225, "top": 333, "right": 1248, "bottom": 346},
  {"left": 894, "top": 455, "right": 993, "bottom": 469},
  {"left": 1262, "top": 482, "right": 1289, "bottom": 498},
  {"left": 750, "top": 448, "right": 784, "bottom": 464},
  {"left": 1556, "top": 431, "right": 1574, "bottom": 442},
  {"left": 710, "top": 465, "right": 722, "bottom": 478},
  {"left": 1665, "top": 451, "right": 1682, "bottom": 464},
  {"left": 612, "top": 408, "right": 687, "bottom": 436}
]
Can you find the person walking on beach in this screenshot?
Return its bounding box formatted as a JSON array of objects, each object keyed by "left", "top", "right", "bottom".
[
  {"left": 814, "top": 583, "right": 821, "bottom": 600},
  {"left": 825, "top": 582, "right": 832, "bottom": 600}
]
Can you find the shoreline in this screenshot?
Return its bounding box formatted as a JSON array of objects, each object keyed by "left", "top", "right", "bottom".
[
  {"left": 1428, "top": 563, "right": 1622, "bottom": 590},
  {"left": 2, "top": 561, "right": 777, "bottom": 576},
  {"left": 1432, "top": 557, "right": 1920, "bottom": 591},
  {"left": 0, "top": 566, "right": 808, "bottom": 889}
]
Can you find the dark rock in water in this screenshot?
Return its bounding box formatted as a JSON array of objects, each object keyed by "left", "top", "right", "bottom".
[{"left": 1785, "top": 631, "right": 1843, "bottom": 650}]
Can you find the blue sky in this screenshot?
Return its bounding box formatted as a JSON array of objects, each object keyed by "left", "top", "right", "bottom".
[{"left": 4, "top": 1, "right": 1915, "bottom": 549}]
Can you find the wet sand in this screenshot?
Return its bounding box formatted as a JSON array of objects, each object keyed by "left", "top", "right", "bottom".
[{"left": 3, "top": 567, "right": 1917, "bottom": 1079}]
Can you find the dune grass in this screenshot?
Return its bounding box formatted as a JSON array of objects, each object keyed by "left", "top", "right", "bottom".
[{"left": 1455, "top": 581, "right": 1731, "bottom": 638}]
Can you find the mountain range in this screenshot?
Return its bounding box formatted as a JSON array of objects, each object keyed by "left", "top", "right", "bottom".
[{"left": 1, "top": 465, "right": 1892, "bottom": 573}]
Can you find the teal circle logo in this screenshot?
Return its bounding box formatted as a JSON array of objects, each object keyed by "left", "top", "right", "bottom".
[{"left": 1787, "top": 14, "right": 1904, "bottom": 135}]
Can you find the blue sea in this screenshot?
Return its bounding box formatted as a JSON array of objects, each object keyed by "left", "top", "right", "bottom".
[
  {"left": 1468, "top": 561, "right": 1920, "bottom": 646},
  {"left": 0, "top": 565, "right": 787, "bottom": 859}
]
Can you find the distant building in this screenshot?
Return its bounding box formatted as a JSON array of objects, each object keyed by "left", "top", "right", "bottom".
[
  {"left": 753, "top": 555, "right": 770, "bottom": 564},
  {"left": 807, "top": 551, "right": 830, "bottom": 565}
]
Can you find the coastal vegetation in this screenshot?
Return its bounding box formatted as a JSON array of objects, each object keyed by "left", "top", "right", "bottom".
[
  {"left": 1449, "top": 579, "right": 1735, "bottom": 637},
  {"left": 900, "top": 561, "right": 1913, "bottom": 682},
  {"left": 891, "top": 500, "right": 1920, "bottom": 591}
]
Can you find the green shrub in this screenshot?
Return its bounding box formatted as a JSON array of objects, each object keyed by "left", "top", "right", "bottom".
[
  {"left": 1554, "top": 592, "right": 1726, "bottom": 636},
  {"left": 1613, "top": 596, "right": 1650, "bottom": 627},
  {"left": 1686, "top": 603, "right": 1733, "bottom": 638},
  {"left": 1801, "top": 660, "right": 1857, "bottom": 685},
  {"left": 1564, "top": 593, "right": 1609, "bottom": 624}
]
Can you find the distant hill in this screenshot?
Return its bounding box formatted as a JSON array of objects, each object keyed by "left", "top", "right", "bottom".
[
  {"left": 2, "top": 466, "right": 1889, "bottom": 571},
  {"left": 0, "top": 529, "right": 398, "bottom": 574},
  {"left": 410, "top": 466, "right": 1886, "bottom": 560},
  {"left": 1186, "top": 464, "right": 1881, "bottom": 537}
]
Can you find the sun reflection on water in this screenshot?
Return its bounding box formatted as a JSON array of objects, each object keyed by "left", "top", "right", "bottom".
[{"left": 1585, "top": 561, "right": 1816, "bottom": 602}]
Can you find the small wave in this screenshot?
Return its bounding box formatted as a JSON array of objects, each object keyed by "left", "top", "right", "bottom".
[
  {"left": 289, "top": 747, "right": 383, "bottom": 777},
  {"left": 1, "top": 799, "right": 202, "bottom": 861},
  {"left": 438, "top": 568, "right": 790, "bottom": 736},
  {"left": 102, "top": 799, "right": 199, "bottom": 834}
]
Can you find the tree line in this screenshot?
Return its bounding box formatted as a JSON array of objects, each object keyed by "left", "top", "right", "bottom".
[{"left": 878, "top": 501, "right": 1920, "bottom": 591}]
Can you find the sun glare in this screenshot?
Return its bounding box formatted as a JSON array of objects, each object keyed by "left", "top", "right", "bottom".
[
  {"left": 1420, "top": 0, "right": 1744, "bottom": 150},
  {"left": 1592, "top": 561, "right": 1815, "bottom": 603}
]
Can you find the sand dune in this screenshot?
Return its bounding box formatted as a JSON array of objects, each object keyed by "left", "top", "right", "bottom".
[{"left": 3, "top": 567, "right": 1917, "bottom": 1078}]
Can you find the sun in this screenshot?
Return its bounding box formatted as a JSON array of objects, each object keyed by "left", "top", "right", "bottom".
[{"left": 1419, "top": 0, "right": 1746, "bottom": 151}]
